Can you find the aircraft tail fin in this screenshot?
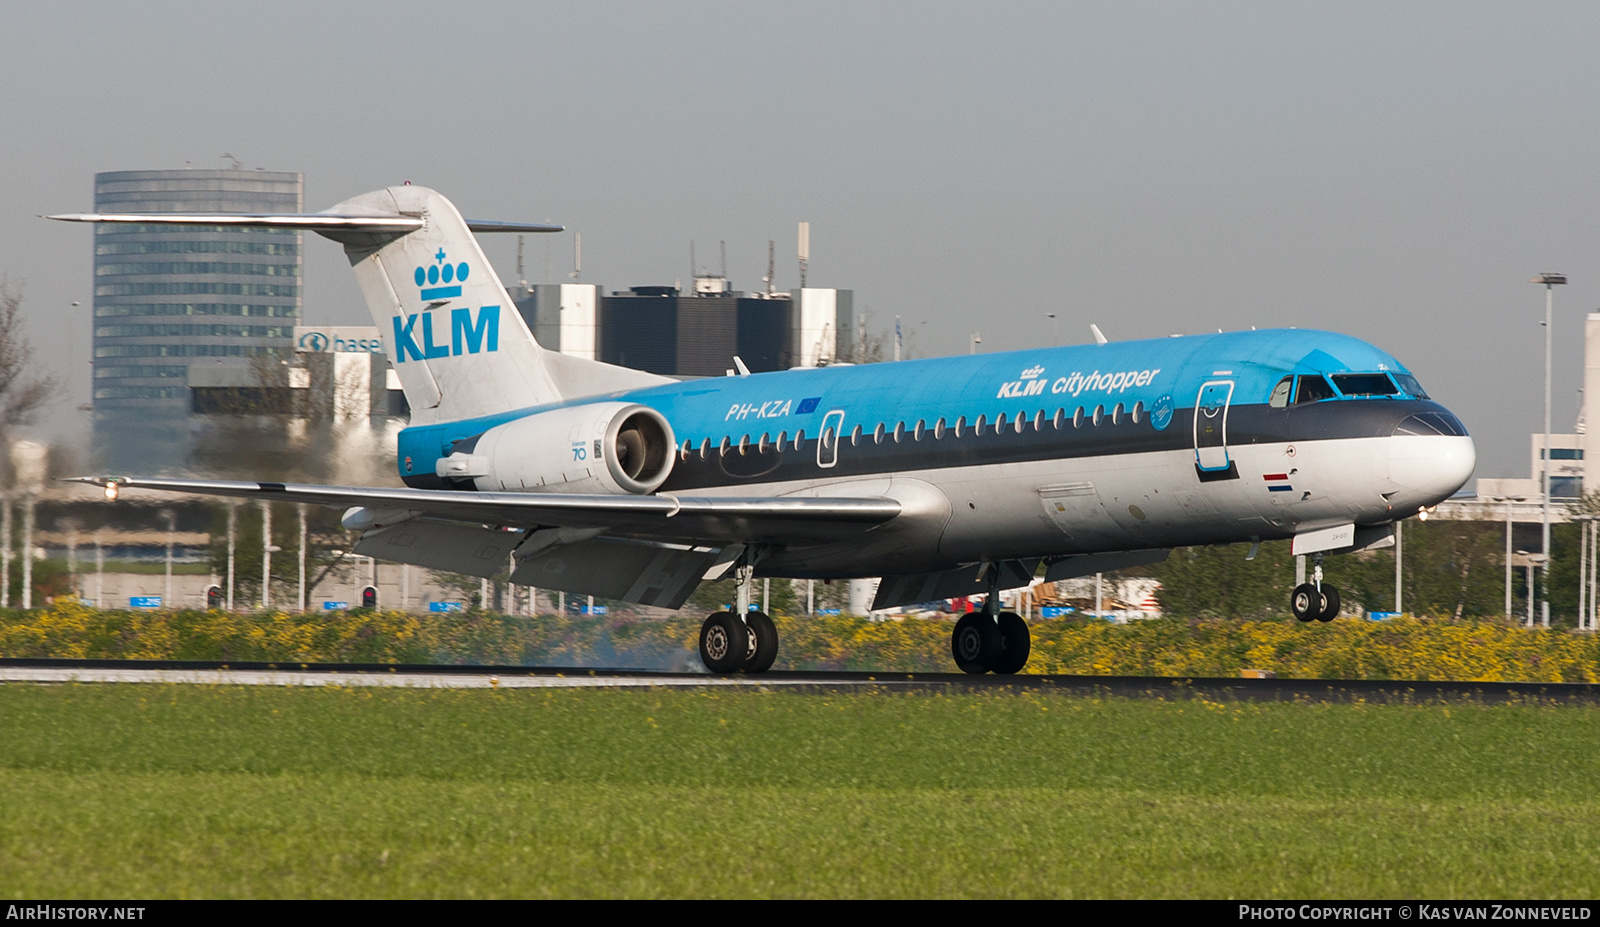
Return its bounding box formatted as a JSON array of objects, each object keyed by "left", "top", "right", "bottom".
[{"left": 51, "top": 185, "right": 667, "bottom": 424}]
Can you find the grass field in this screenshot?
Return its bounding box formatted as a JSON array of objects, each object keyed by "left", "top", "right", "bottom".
[{"left": 2, "top": 683, "right": 1599, "bottom": 898}]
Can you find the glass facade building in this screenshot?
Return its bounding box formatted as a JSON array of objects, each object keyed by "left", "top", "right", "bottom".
[{"left": 91, "top": 169, "right": 303, "bottom": 467}]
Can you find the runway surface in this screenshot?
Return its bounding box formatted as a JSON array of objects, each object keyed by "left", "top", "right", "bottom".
[{"left": 3, "top": 657, "right": 1600, "bottom": 702}]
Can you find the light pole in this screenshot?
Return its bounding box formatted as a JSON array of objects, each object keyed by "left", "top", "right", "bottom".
[
  {"left": 1493, "top": 495, "right": 1526, "bottom": 619},
  {"left": 969, "top": 332, "right": 982, "bottom": 355},
  {"left": 162, "top": 508, "right": 174, "bottom": 608},
  {"left": 1531, "top": 273, "right": 1566, "bottom": 627},
  {"left": 1047, "top": 313, "right": 1060, "bottom": 346},
  {"left": 1394, "top": 519, "right": 1403, "bottom": 614}
]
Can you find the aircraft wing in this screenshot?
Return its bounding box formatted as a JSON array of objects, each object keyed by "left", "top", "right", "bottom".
[{"left": 68, "top": 476, "right": 901, "bottom": 547}]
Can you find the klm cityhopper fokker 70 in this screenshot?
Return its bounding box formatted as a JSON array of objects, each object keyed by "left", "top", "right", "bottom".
[{"left": 51, "top": 185, "right": 1475, "bottom": 674}]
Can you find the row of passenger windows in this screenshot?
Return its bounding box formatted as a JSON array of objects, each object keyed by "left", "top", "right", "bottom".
[
  {"left": 96, "top": 239, "right": 300, "bottom": 256},
  {"left": 678, "top": 402, "right": 1147, "bottom": 461}
]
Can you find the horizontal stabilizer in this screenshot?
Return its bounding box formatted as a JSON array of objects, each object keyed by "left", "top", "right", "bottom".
[{"left": 47, "top": 212, "right": 561, "bottom": 236}]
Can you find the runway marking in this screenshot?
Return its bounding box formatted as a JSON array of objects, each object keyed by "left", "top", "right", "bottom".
[{"left": 0, "top": 666, "right": 917, "bottom": 690}]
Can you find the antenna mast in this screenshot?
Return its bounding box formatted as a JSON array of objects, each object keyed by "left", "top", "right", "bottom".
[
  {"left": 797, "top": 221, "right": 810, "bottom": 289},
  {"left": 570, "top": 232, "right": 581, "bottom": 282},
  {"left": 764, "top": 240, "right": 775, "bottom": 296},
  {"left": 515, "top": 235, "right": 527, "bottom": 288}
]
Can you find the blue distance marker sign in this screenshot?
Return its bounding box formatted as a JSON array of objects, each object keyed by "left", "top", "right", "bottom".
[
  {"left": 429, "top": 601, "right": 464, "bottom": 613},
  {"left": 323, "top": 602, "right": 349, "bottom": 611},
  {"left": 129, "top": 596, "right": 161, "bottom": 609}
]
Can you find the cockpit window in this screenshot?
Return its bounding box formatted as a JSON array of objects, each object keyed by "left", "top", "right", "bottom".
[
  {"left": 1293, "top": 375, "right": 1336, "bottom": 404},
  {"left": 1268, "top": 376, "right": 1293, "bottom": 409},
  {"left": 1392, "top": 373, "right": 1429, "bottom": 399},
  {"left": 1332, "top": 373, "right": 1401, "bottom": 397}
]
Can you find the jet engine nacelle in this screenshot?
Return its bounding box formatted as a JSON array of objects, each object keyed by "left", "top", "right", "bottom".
[{"left": 437, "top": 402, "right": 676, "bottom": 495}]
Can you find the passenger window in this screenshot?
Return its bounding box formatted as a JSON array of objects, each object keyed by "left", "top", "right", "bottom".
[
  {"left": 793, "top": 429, "right": 805, "bottom": 450},
  {"left": 1269, "top": 376, "right": 1293, "bottom": 409},
  {"left": 700, "top": 438, "right": 710, "bottom": 460},
  {"left": 894, "top": 421, "right": 905, "bottom": 443},
  {"left": 1053, "top": 408, "right": 1065, "bottom": 429},
  {"left": 1092, "top": 405, "right": 1104, "bottom": 426},
  {"left": 954, "top": 416, "right": 966, "bottom": 437},
  {"left": 850, "top": 424, "right": 862, "bottom": 446},
  {"left": 934, "top": 418, "right": 946, "bottom": 439},
  {"left": 997, "top": 413, "right": 1009, "bottom": 432},
  {"left": 914, "top": 419, "right": 926, "bottom": 441},
  {"left": 975, "top": 414, "right": 987, "bottom": 435},
  {"left": 758, "top": 433, "right": 769, "bottom": 453},
  {"left": 1131, "top": 401, "right": 1143, "bottom": 424},
  {"left": 1073, "top": 407, "right": 1084, "bottom": 428},
  {"left": 1112, "top": 403, "right": 1123, "bottom": 425},
  {"left": 874, "top": 423, "right": 885, "bottom": 444}
]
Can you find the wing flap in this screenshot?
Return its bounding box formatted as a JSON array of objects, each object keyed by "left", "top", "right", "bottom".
[
  {"left": 512, "top": 537, "right": 724, "bottom": 609},
  {"left": 354, "top": 518, "right": 526, "bottom": 579}
]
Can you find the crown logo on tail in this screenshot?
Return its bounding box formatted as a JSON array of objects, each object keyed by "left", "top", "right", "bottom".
[{"left": 414, "top": 248, "right": 470, "bottom": 301}]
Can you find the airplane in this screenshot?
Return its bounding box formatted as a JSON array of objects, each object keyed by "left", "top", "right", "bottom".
[{"left": 49, "top": 184, "right": 1476, "bottom": 675}]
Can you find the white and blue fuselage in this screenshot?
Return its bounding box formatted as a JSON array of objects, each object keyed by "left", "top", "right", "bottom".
[{"left": 397, "top": 327, "right": 1474, "bottom": 578}]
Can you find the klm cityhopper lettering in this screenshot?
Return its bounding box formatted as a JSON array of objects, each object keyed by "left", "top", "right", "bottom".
[
  {"left": 392, "top": 306, "right": 501, "bottom": 363},
  {"left": 394, "top": 249, "right": 499, "bottom": 363}
]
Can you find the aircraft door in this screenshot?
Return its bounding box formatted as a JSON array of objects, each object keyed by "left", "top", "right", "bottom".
[
  {"left": 1193, "top": 380, "right": 1235, "bottom": 472},
  {"left": 817, "top": 409, "right": 845, "bottom": 469}
]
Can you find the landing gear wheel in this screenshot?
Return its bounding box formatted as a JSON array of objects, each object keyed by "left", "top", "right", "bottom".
[
  {"left": 700, "top": 611, "right": 751, "bottom": 673},
  {"left": 1291, "top": 583, "right": 1321, "bottom": 622},
  {"left": 1316, "top": 585, "right": 1341, "bottom": 622},
  {"left": 952, "top": 612, "right": 1002, "bottom": 674},
  {"left": 991, "top": 612, "right": 1031, "bottom": 675},
  {"left": 742, "top": 610, "right": 779, "bottom": 673}
]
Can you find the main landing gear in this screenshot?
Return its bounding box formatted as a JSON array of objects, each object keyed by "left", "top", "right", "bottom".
[
  {"left": 697, "top": 561, "right": 779, "bottom": 674},
  {"left": 1290, "top": 554, "right": 1341, "bottom": 622},
  {"left": 950, "top": 564, "right": 1031, "bottom": 675}
]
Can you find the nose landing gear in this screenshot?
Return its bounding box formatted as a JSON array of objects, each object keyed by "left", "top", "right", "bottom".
[{"left": 1290, "top": 554, "right": 1341, "bottom": 622}]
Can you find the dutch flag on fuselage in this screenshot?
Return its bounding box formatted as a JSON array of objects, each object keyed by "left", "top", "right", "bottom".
[{"left": 1264, "top": 473, "right": 1294, "bottom": 492}]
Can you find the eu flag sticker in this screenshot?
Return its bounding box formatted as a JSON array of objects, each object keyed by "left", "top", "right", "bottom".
[{"left": 796, "top": 397, "right": 821, "bottom": 414}]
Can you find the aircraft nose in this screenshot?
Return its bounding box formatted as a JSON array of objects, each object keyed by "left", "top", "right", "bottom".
[{"left": 1388, "top": 412, "right": 1476, "bottom": 505}]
